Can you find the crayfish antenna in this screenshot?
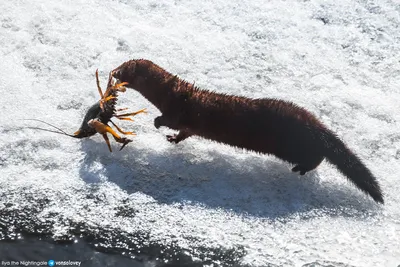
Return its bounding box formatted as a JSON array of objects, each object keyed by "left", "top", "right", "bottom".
[{"left": 22, "top": 119, "right": 76, "bottom": 137}]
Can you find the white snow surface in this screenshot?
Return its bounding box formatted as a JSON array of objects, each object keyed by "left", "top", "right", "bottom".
[{"left": 1, "top": 0, "right": 400, "bottom": 266}]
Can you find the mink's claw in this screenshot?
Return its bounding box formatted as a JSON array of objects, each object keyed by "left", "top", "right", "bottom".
[{"left": 166, "top": 134, "right": 178, "bottom": 143}]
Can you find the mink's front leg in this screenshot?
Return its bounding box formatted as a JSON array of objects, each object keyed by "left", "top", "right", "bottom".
[
  {"left": 154, "top": 116, "right": 191, "bottom": 144},
  {"left": 154, "top": 116, "right": 165, "bottom": 129},
  {"left": 166, "top": 130, "right": 192, "bottom": 144},
  {"left": 154, "top": 115, "right": 181, "bottom": 130}
]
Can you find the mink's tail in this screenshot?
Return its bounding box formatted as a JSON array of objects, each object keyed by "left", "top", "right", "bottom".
[{"left": 317, "top": 127, "right": 384, "bottom": 203}]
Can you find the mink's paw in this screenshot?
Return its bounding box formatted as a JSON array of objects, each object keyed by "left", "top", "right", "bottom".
[
  {"left": 292, "top": 165, "right": 307, "bottom": 176},
  {"left": 154, "top": 116, "right": 162, "bottom": 129},
  {"left": 166, "top": 134, "right": 178, "bottom": 143}
]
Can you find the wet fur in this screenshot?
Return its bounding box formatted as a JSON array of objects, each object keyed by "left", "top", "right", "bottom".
[{"left": 112, "top": 59, "right": 384, "bottom": 203}]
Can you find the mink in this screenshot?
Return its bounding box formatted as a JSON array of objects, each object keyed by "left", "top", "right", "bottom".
[{"left": 112, "top": 59, "right": 384, "bottom": 203}]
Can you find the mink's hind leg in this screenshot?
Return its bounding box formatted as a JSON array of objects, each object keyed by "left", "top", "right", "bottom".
[
  {"left": 291, "top": 165, "right": 310, "bottom": 176},
  {"left": 291, "top": 155, "right": 324, "bottom": 175}
]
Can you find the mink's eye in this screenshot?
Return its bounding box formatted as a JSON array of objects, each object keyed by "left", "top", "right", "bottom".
[{"left": 112, "top": 69, "right": 122, "bottom": 79}]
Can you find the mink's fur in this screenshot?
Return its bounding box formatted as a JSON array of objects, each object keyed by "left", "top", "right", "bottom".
[{"left": 112, "top": 59, "right": 384, "bottom": 203}]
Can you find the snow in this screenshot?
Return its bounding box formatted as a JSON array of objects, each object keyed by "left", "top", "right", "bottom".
[{"left": 0, "top": 0, "right": 399, "bottom": 266}]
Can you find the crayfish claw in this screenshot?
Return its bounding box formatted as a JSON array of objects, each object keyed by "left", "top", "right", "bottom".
[
  {"left": 78, "top": 69, "right": 145, "bottom": 152},
  {"left": 119, "top": 138, "right": 133, "bottom": 151}
]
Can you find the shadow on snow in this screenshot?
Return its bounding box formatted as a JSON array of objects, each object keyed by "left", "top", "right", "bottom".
[{"left": 78, "top": 136, "right": 381, "bottom": 220}]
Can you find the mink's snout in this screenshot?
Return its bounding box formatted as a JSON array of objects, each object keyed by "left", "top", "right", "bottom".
[{"left": 112, "top": 60, "right": 137, "bottom": 85}]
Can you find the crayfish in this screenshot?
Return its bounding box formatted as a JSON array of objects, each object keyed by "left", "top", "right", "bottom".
[{"left": 27, "top": 70, "right": 146, "bottom": 152}]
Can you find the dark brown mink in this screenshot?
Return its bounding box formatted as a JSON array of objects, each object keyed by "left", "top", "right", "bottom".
[{"left": 112, "top": 59, "right": 384, "bottom": 204}]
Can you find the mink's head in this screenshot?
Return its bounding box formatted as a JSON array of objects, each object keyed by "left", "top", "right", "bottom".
[{"left": 112, "top": 60, "right": 137, "bottom": 86}]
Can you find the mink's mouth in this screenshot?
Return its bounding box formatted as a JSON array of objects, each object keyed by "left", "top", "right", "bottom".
[{"left": 112, "top": 76, "right": 125, "bottom": 86}]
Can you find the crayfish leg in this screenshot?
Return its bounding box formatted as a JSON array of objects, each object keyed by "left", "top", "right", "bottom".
[
  {"left": 116, "top": 117, "right": 134, "bottom": 122},
  {"left": 102, "top": 74, "right": 126, "bottom": 99},
  {"left": 110, "top": 120, "right": 136, "bottom": 135},
  {"left": 103, "top": 95, "right": 117, "bottom": 102},
  {"left": 99, "top": 95, "right": 117, "bottom": 111},
  {"left": 116, "top": 108, "right": 147, "bottom": 119},
  {"left": 101, "top": 133, "right": 112, "bottom": 152},
  {"left": 111, "top": 82, "right": 128, "bottom": 92},
  {"left": 95, "top": 69, "right": 104, "bottom": 99}
]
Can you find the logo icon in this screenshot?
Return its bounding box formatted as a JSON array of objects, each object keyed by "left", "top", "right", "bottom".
[{"left": 48, "top": 260, "right": 55, "bottom": 266}]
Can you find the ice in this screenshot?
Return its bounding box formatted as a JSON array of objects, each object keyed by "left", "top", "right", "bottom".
[{"left": 0, "top": 0, "right": 399, "bottom": 266}]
